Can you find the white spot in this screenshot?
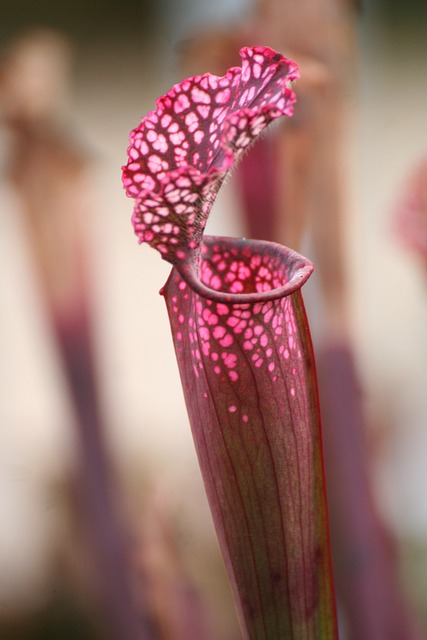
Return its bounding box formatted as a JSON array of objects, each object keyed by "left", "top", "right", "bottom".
[
  {"left": 197, "top": 105, "right": 210, "bottom": 119},
  {"left": 253, "top": 62, "right": 261, "bottom": 79},
  {"left": 136, "top": 174, "right": 156, "bottom": 190},
  {"left": 147, "top": 155, "right": 163, "bottom": 173},
  {"left": 170, "top": 131, "right": 186, "bottom": 145},
  {"left": 191, "top": 87, "right": 211, "bottom": 104},
  {"left": 185, "top": 111, "right": 198, "bottom": 124},
  {"left": 216, "top": 88, "right": 231, "bottom": 104},
  {"left": 153, "top": 134, "right": 168, "bottom": 153},
  {"left": 174, "top": 93, "right": 190, "bottom": 113}
]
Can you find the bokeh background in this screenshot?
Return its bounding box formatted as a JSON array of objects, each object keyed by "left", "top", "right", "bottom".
[{"left": 1, "top": 0, "right": 427, "bottom": 637}]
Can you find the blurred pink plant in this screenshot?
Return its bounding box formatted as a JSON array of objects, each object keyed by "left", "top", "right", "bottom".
[
  {"left": 394, "top": 156, "right": 427, "bottom": 268},
  {"left": 0, "top": 29, "right": 148, "bottom": 640}
]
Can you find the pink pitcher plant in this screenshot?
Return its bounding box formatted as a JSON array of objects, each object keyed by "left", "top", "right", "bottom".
[{"left": 123, "top": 46, "right": 337, "bottom": 639}]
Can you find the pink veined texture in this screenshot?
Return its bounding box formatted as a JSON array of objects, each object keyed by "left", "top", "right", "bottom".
[
  {"left": 122, "top": 46, "right": 298, "bottom": 264},
  {"left": 171, "top": 238, "right": 311, "bottom": 384},
  {"left": 122, "top": 44, "right": 337, "bottom": 637},
  {"left": 163, "top": 237, "right": 337, "bottom": 638}
]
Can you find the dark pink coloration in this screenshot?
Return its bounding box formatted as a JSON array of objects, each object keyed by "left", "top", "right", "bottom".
[
  {"left": 164, "top": 237, "right": 313, "bottom": 384},
  {"left": 122, "top": 46, "right": 298, "bottom": 266},
  {"left": 237, "top": 134, "right": 278, "bottom": 241},
  {"left": 163, "top": 237, "right": 336, "bottom": 638},
  {"left": 123, "top": 46, "right": 337, "bottom": 638}
]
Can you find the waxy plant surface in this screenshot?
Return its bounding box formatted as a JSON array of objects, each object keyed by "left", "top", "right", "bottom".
[
  {"left": 123, "top": 46, "right": 337, "bottom": 639},
  {"left": 123, "top": 46, "right": 298, "bottom": 266}
]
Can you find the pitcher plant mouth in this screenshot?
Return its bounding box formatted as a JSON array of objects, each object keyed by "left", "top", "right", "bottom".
[{"left": 165, "top": 236, "right": 314, "bottom": 304}]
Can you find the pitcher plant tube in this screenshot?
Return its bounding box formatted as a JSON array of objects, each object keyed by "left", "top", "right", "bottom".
[{"left": 123, "top": 46, "right": 338, "bottom": 639}]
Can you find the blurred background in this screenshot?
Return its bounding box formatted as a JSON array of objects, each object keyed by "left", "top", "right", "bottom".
[{"left": 1, "top": 1, "right": 427, "bottom": 638}]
